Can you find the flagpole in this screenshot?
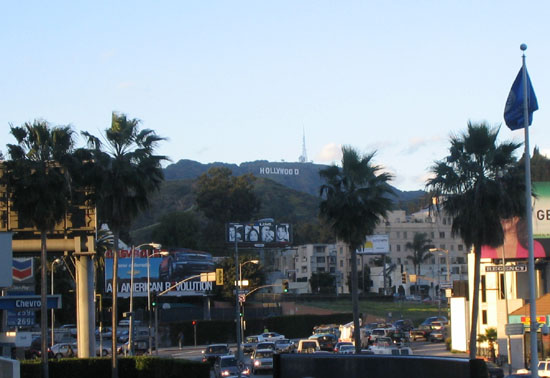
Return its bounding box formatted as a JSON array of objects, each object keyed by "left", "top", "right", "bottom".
[{"left": 521, "top": 43, "right": 538, "bottom": 378}]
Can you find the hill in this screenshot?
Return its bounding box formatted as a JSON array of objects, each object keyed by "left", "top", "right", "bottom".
[{"left": 164, "top": 159, "right": 425, "bottom": 201}]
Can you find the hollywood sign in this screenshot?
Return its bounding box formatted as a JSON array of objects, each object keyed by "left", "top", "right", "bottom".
[{"left": 259, "top": 167, "right": 300, "bottom": 176}]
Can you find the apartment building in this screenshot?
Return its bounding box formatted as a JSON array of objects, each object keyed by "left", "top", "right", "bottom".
[{"left": 273, "top": 208, "right": 470, "bottom": 296}]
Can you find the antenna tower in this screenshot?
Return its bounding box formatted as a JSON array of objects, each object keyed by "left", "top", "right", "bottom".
[{"left": 299, "top": 127, "right": 308, "bottom": 163}]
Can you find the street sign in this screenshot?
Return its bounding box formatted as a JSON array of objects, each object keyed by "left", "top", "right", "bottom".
[
  {"left": 238, "top": 294, "right": 246, "bottom": 303},
  {"left": 505, "top": 323, "right": 525, "bottom": 336},
  {"left": 485, "top": 264, "right": 527, "bottom": 273},
  {"left": 440, "top": 282, "right": 453, "bottom": 289},
  {"left": 0, "top": 295, "right": 62, "bottom": 310}
]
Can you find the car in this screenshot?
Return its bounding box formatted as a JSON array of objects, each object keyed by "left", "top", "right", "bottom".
[
  {"left": 202, "top": 344, "right": 231, "bottom": 366},
  {"left": 25, "top": 337, "right": 54, "bottom": 359},
  {"left": 486, "top": 361, "right": 504, "bottom": 378},
  {"left": 338, "top": 345, "right": 356, "bottom": 354},
  {"left": 158, "top": 249, "right": 215, "bottom": 281},
  {"left": 410, "top": 325, "right": 432, "bottom": 341},
  {"left": 430, "top": 321, "right": 445, "bottom": 331},
  {"left": 259, "top": 332, "right": 285, "bottom": 341},
  {"left": 369, "top": 327, "right": 396, "bottom": 344},
  {"left": 296, "top": 339, "right": 320, "bottom": 354},
  {"left": 213, "top": 355, "right": 250, "bottom": 378},
  {"left": 420, "top": 316, "right": 448, "bottom": 326},
  {"left": 309, "top": 334, "right": 337, "bottom": 351},
  {"left": 429, "top": 328, "right": 447, "bottom": 343},
  {"left": 393, "top": 319, "right": 414, "bottom": 332},
  {"left": 390, "top": 330, "right": 409, "bottom": 346},
  {"left": 371, "top": 336, "right": 392, "bottom": 348},
  {"left": 243, "top": 335, "right": 261, "bottom": 354},
  {"left": 50, "top": 342, "right": 77, "bottom": 358},
  {"left": 255, "top": 341, "right": 276, "bottom": 352},
  {"left": 251, "top": 348, "right": 274, "bottom": 374},
  {"left": 333, "top": 341, "right": 353, "bottom": 353},
  {"left": 274, "top": 338, "right": 294, "bottom": 353},
  {"left": 538, "top": 360, "right": 550, "bottom": 378}
]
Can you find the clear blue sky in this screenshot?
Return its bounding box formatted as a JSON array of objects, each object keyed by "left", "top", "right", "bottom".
[{"left": 1, "top": 1, "right": 548, "bottom": 191}]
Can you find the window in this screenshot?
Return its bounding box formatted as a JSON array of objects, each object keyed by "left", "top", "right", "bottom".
[
  {"left": 499, "top": 273, "right": 505, "bottom": 300},
  {"left": 457, "top": 257, "right": 465, "bottom": 264},
  {"left": 396, "top": 231, "right": 401, "bottom": 238},
  {"left": 301, "top": 266, "right": 307, "bottom": 273},
  {"left": 442, "top": 218, "right": 447, "bottom": 225},
  {"left": 481, "top": 275, "right": 486, "bottom": 303},
  {"left": 458, "top": 245, "right": 464, "bottom": 251},
  {"left": 482, "top": 310, "right": 488, "bottom": 325},
  {"left": 330, "top": 267, "right": 335, "bottom": 273},
  {"left": 340, "top": 260, "right": 343, "bottom": 267},
  {"left": 440, "top": 244, "right": 446, "bottom": 250},
  {"left": 440, "top": 257, "right": 446, "bottom": 265},
  {"left": 339, "top": 248, "right": 343, "bottom": 255},
  {"left": 397, "top": 258, "right": 401, "bottom": 264},
  {"left": 315, "top": 246, "right": 326, "bottom": 253},
  {"left": 318, "top": 267, "right": 325, "bottom": 272},
  {"left": 451, "top": 267, "right": 460, "bottom": 274},
  {"left": 430, "top": 258, "right": 435, "bottom": 264},
  {"left": 403, "top": 231, "right": 408, "bottom": 239},
  {"left": 396, "top": 245, "right": 401, "bottom": 252},
  {"left": 439, "top": 232, "right": 445, "bottom": 238},
  {"left": 450, "top": 245, "right": 455, "bottom": 251},
  {"left": 316, "top": 256, "right": 325, "bottom": 263},
  {"left": 431, "top": 232, "right": 435, "bottom": 238}
]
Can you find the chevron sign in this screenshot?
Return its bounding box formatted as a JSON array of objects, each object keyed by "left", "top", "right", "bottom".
[{"left": 13, "top": 258, "right": 33, "bottom": 282}]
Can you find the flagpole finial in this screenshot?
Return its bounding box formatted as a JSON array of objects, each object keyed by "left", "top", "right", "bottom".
[{"left": 520, "top": 43, "right": 527, "bottom": 51}]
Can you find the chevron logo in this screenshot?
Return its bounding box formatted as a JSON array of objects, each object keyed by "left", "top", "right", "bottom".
[{"left": 13, "top": 258, "right": 33, "bottom": 281}]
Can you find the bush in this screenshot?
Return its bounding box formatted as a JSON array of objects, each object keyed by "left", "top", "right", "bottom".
[
  {"left": 445, "top": 337, "right": 452, "bottom": 351},
  {"left": 21, "top": 356, "right": 209, "bottom": 378}
]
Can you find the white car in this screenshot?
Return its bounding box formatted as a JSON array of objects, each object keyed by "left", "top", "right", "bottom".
[
  {"left": 259, "top": 332, "right": 285, "bottom": 341},
  {"left": 338, "top": 345, "right": 356, "bottom": 354},
  {"left": 251, "top": 348, "right": 274, "bottom": 374}
]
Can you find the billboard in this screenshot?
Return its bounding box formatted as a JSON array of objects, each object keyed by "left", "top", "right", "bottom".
[
  {"left": 227, "top": 220, "right": 292, "bottom": 245},
  {"left": 104, "top": 248, "right": 215, "bottom": 297},
  {"left": 481, "top": 182, "right": 550, "bottom": 259},
  {"left": 357, "top": 234, "right": 390, "bottom": 255}
]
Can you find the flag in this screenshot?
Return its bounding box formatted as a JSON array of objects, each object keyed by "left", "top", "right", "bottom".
[{"left": 504, "top": 66, "right": 538, "bottom": 130}]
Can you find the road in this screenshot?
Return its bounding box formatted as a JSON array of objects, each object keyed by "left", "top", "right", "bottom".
[{"left": 158, "top": 340, "right": 467, "bottom": 378}]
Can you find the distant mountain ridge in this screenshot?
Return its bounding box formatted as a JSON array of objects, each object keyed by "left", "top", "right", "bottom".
[{"left": 164, "top": 159, "right": 425, "bottom": 202}]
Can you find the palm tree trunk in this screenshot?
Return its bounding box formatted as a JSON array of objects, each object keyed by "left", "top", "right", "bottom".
[
  {"left": 469, "top": 245, "right": 482, "bottom": 359},
  {"left": 111, "top": 232, "right": 119, "bottom": 378},
  {"left": 350, "top": 246, "right": 361, "bottom": 353},
  {"left": 40, "top": 231, "right": 49, "bottom": 378}
]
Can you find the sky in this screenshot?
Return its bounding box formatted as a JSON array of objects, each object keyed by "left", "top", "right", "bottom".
[{"left": 1, "top": 1, "right": 549, "bottom": 191}]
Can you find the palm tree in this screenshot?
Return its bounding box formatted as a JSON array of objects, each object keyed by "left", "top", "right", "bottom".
[
  {"left": 80, "top": 112, "right": 167, "bottom": 378},
  {"left": 5, "top": 120, "right": 75, "bottom": 378},
  {"left": 477, "top": 327, "right": 498, "bottom": 362},
  {"left": 427, "top": 122, "right": 525, "bottom": 359},
  {"left": 405, "top": 233, "right": 433, "bottom": 296},
  {"left": 319, "top": 146, "right": 394, "bottom": 352}
]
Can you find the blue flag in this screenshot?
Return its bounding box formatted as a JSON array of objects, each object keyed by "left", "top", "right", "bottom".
[{"left": 504, "top": 66, "right": 538, "bottom": 130}]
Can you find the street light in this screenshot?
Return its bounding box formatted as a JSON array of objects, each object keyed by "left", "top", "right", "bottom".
[
  {"left": 144, "top": 245, "right": 166, "bottom": 355},
  {"left": 429, "top": 248, "right": 450, "bottom": 317},
  {"left": 429, "top": 248, "right": 451, "bottom": 283},
  {"left": 50, "top": 258, "right": 62, "bottom": 347},
  {"left": 239, "top": 260, "right": 259, "bottom": 341}
]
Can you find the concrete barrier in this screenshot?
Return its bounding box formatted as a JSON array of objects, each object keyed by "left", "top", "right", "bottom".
[
  {"left": 0, "top": 357, "right": 20, "bottom": 378},
  {"left": 274, "top": 353, "right": 487, "bottom": 378}
]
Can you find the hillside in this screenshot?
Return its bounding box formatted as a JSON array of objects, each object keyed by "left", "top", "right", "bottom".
[{"left": 164, "top": 159, "right": 425, "bottom": 201}]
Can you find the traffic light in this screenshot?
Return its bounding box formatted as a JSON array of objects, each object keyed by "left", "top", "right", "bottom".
[
  {"left": 151, "top": 293, "right": 157, "bottom": 308},
  {"left": 192, "top": 320, "right": 196, "bottom": 326},
  {"left": 401, "top": 272, "right": 407, "bottom": 284},
  {"left": 282, "top": 280, "right": 289, "bottom": 293}
]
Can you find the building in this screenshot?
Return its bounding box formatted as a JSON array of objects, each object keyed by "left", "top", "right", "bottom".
[{"left": 273, "top": 208, "right": 470, "bottom": 297}]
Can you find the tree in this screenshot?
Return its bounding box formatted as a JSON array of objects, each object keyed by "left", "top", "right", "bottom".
[
  {"left": 427, "top": 122, "right": 525, "bottom": 359},
  {"left": 212, "top": 256, "right": 264, "bottom": 300},
  {"left": 405, "top": 233, "right": 433, "bottom": 296},
  {"left": 477, "top": 327, "right": 498, "bottom": 362},
  {"left": 5, "top": 120, "right": 75, "bottom": 378},
  {"left": 151, "top": 211, "right": 200, "bottom": 249},
  {"left": 195, "top": 167, "right": 260, "bottom": 252},
  {"left": 310, "top": 272, "right": 336, "bottom": 294},
  {"left": 319, "top": 146, "right": 394, "bottom": 352},
  {"left": 80, "top": 112, "right": 167, "bottom": 378}
]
